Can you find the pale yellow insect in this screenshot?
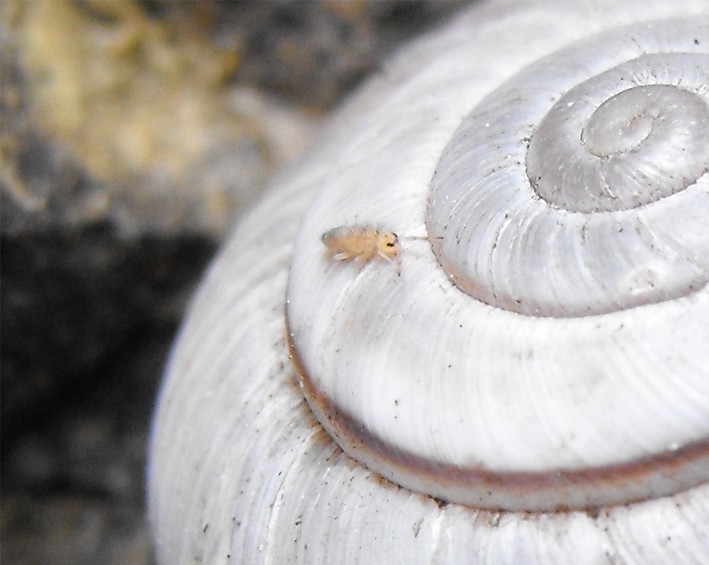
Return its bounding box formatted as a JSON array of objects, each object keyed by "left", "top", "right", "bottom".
[{"left": 321, "top": 225, "right": 402, "bottom": 274}]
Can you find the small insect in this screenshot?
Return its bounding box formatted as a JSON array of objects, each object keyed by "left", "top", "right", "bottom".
[
  {"left": 322, "top": 225, "right": 402, "bottom": 272},
  {"left": 321, "top": 225, "right": 440, "bottom": 276}
]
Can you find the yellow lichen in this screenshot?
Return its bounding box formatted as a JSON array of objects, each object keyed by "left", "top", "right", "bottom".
[{"left": 14, "top": 0, "right": 245, "bottom": 182}]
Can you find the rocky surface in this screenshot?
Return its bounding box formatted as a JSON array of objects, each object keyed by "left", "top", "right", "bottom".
[{"left": 2, "top": 327, "right": 169, "bottom": 565}]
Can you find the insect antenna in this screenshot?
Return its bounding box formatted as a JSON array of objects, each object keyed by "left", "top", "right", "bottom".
[{"left": 399, "top": 233, "right": 444, "bottom": 242}]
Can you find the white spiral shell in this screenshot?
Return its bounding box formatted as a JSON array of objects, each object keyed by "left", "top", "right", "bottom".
[{"left": 149, "top": 1, "right": 709, "bottom": 563}]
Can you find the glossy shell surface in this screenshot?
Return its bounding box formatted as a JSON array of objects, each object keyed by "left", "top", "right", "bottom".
[{"left": 150, "top": 1, "right": 709, "bottom": 563}]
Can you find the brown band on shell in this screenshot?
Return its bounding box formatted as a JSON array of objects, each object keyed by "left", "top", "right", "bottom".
[{"left": 287, "top": 323, "right": 709, "bottom": 513}]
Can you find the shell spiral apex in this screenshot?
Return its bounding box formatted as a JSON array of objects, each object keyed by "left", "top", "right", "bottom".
[
  {"left": 150, "top": 2, "right": 709, "bottom": 563},
  {"left": 287, "top": 15, "right": 709, "bottom": 513}
]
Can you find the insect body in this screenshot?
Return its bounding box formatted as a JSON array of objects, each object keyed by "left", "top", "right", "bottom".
[{"left": 321, "top": 226, "right": 402, "bottom": 273}]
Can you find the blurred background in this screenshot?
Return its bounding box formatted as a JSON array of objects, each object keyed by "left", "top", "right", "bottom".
[{"left": 0, "top": 1, "right": 471, "bottom": 563}]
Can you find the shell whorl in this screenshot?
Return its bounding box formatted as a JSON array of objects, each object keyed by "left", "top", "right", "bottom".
[
  {"left": 150, "top": 3, "right": 709, "bottom": 563},
  {"left": 287, "top": 17, "right": 709, "bottom": 512},
  {"left": 430, "top": 29, "right": 709, "bottom": 318}
]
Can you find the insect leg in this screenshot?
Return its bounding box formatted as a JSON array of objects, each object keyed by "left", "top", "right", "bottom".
[{"left": 378, "top": 251, "right": 402, "bottom": 277}]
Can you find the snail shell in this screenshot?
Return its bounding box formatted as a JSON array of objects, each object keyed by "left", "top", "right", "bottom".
[{"left": 149, "top": 1, "right": 709, "bottom": 563}]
